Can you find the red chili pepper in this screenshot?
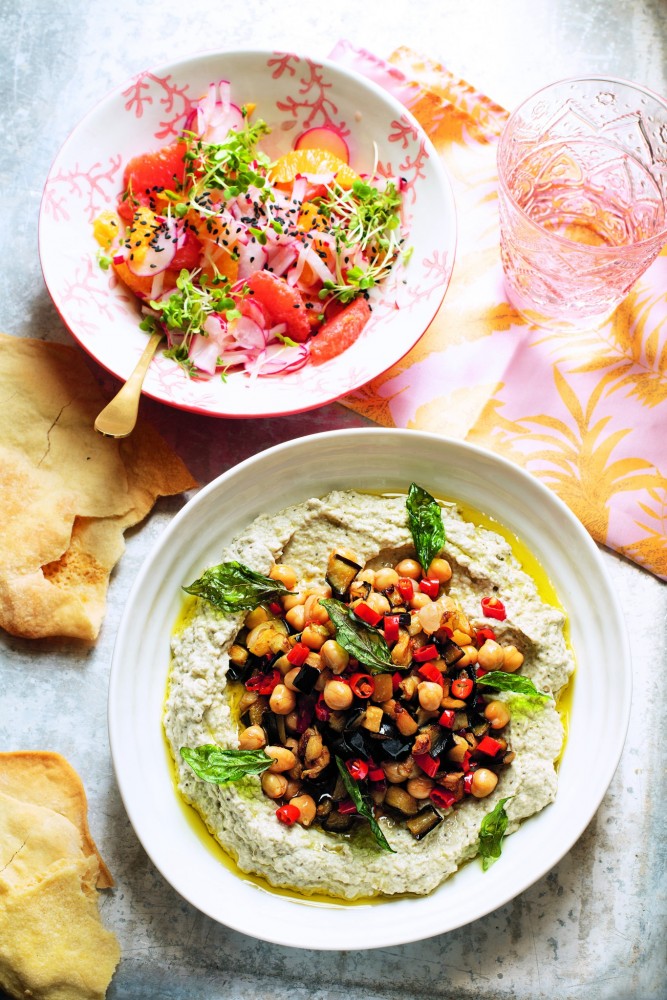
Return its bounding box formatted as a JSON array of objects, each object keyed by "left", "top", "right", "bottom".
[
  {"left": 419, "top": 577, "right": 440, "bottom": 598},
  {"left": 476, "top": 666, "right": 487, "bottom": 678},
  {"left": 451, "top": 676, "right": 474, "bottom": 699},
  {"left": 346, "top": 758, "right": 369, "bottom": 781},
  {"left": 295, "top": 696, "right": 315, "bottom": 733},
  {"left": 337, "top": 798, "right": 358, "bottom": 815},
  {"left": 391, "top": 672, "right": 403, "bottom": 692},
  {"left": 475, "top": 627, "right": 496, "bottom": 645},
  {"left": 286, "top": 642, "right": 310, "bottom": 666},
  {"left": 383, "top": 614, "right": 401, "bottom": 643},
  {"left": 481, "top": 596, "right": 507, "bottom": 621},
  {"left": 417, "top": 662, "right": 444, "bottom": 686},
  {"left": 463, "top": 773, "right": 474, "bottom": 793},
  {"left": 476, "top": 735, "right": 503, "bottom": 757},
  {"left": 314, "top": 692, "right": 331, "bottom": 722},
  {"left": 413, "top": 644, "right": 439, "bottom": 663},
  {"left": 276, "top": 804, "right": 300, "bottom": 825},
  {"left": 461, "top": 751, "right": 472, "bottom": 775},
  {"left": 397, "top": 577, "right": 415, "bottom": 602},
  {"left": 349, "top": 672, "right": 375, "bottom": 699},
  {"left": 245, "top": 669, "right": 281, "bottom": 695},
  {"left": 368, "top": 765, "right": 385, "bottom": 782},
  {"left": 413, "top": 752, "right": 440, "bottom": 778},
  {"left": 268, "top": 601, "right": 283, "bottom": 616},
  {"left": 438, "top": 709, "right": 456, "bottom": 729},
  {"left": 430, "top": 787, "right": 457, "bottom": 810},
  {"left": 354, "top": 602, "right": 383, "bottom": 627}
]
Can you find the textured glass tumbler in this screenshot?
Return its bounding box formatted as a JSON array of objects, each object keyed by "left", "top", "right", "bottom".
[{"left": 497, "top": 77, "right": 667, "bottom": 330}]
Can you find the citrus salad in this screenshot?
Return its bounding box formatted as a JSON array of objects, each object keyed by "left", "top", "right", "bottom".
[{"left": 94, "top": 80, "right": 409, "bottom": 378}]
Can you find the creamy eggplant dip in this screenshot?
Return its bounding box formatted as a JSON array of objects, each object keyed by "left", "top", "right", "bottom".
[{"left": 164, "top": 487, "right": 574, "bottom": 899}]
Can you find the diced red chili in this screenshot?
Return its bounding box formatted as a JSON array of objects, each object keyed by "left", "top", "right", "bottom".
[
  {"left": 268, "top": 601, "right": 283, "bottom": 616},
  {"left": 476, "top": 666, "right": 487, "bottom": 678},
  {"left": 419, "top": 578, "right": 439, "bottom": 598},
  {"left": 430, "top": 787, "right": 457, "bottom": 810},
  {"left": 276, "top": 804, "right": 300, "bottom": 825},
  {"left": 368, "top": 765, "right": 385, "bottom": 782},
  {"left": 463, "top": 773, "right": 474, "bottom": 793},
  {"left": 392, "top": 672, "right": 403, "bottom": 692},
  {"left": 397, "top": 578, "right": 414, "bottom": 602},
  {"left": 475, "top": 627, "right": 496, "bottom": 645},
  {"left": 413, "top": 644, "right": 439, "bottom": 662},
  {"left": 346, "top": 758, "right": 369, "bottom": 781},
  {"left": 417, "top": 662, "right": 444, "bottom": 686},
  {"left": 481, "top": 596, "right": 507, "bottom": 621},
  {"left": 461, "top": 751, "right": 472, "bottom": 775},
  {"left": 314, "top": 692, "right": 331, "bottom": 722},
  {"left": 354, "top": 602, "right": 383, "bottom": 627},
  {"left": 337, "top": 799, "right": 358, "bottom": 815},
  {"left": 384, "top": 614, "right": 401, "bottom": 643},
  {"left": 286, "top": 642, "right": 310, "bottom": 666},
  {"left": 438, "top": 709, "right": 456, "bottom": 729},
  {"left": 413, "top": 752, "right": 440, "bottom": 778},
  {"left": 476, "top": 735, "right": 503, "bottom": 757},
  {"left": 349, "top": 672, "right": 374, "bottom": 699},
  {"left": 295, "top": 696, "right": 315, "bottom": 733},
  {"left": 245, "top": 669, "right": 281, "bottom": 695},
  {"left": 451, "top": 676, "right": 474, "bottom": 699}
]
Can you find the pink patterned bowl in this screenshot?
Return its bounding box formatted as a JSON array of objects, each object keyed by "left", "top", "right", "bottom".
[{"left": 39, "top": 50, "right": 457, "bottom": 418}]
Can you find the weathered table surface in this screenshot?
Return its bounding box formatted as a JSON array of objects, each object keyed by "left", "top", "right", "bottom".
[{"left": 1, "top": 1, "right": 665, "bottom": 997}]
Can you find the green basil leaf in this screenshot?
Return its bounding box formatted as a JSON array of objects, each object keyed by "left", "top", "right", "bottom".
[
  {"left": 477, "top": 671, "right": 550, "bottom": 702},
  {"left": 406, "top": 483, "right": 446, "bottom": 570},
  {"left": 479, "top": 796, "right": 512, "bottom": 871},
  {"left": 180, "top": 745, "right": 273, "bottom": 784},
  {"left": 319, "top": 598, "right": 398, "bottom": 673},
  {"left": 335, "top": 757, "right": 395, "bottom": 853},
  {"left": 183, "top": 560, "right": 292, "bottom": 612}
]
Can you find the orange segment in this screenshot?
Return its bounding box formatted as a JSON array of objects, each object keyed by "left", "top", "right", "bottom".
[{"left": 269, "top": 149, "right": 359, "bottom": 190}]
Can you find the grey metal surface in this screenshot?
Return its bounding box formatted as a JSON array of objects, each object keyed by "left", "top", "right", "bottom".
[{"left": 1, "top": 1, "right": 665, "bottom": 997}]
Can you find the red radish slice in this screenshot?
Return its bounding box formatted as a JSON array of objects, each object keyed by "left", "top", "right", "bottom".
[
  {"left": 294, "top": 126, "right": 350, "bottom": 163},
  {"left": 197, "top": 80, "right": 245, "bottom": 143},
  {"left": 188, "top": 334, "right": 220, "bottom": 374}
]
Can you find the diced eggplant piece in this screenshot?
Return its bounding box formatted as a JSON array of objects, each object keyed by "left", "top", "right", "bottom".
[
  {"left": 378, "top": 736, "right": 413, "bottom": 760},
  {"left": 361, "top": 705, "right": 383, "bottom": 733},
  {"left": 316, "top": 797, "right": 333, "bottom": 819},
  {"left": 406, "top": 803, "right": 444, "bottom": 840},
  {"left": 322, "top": 809, "right": 355, "bottom": 833},
  {"left": 326, "top": 711, "right": 347, "bottom": 734},
  {"left": 247, "top": 695, "right": 269, "bottom": 728},
  {"left": 384, "top": 785, "right": 419, "bottom": 816},
  {"left": 472, "top": 720, "right": 491, "bottom": 738},
  {"left": 343, "top": 707, "right": 367, "bottom": 731},
  {"left": 439, "top": 637, "right": 465, "bottom": 667},
  {"left": 292, "top": 664, "right": 319, "bottom": 695},
  {"left": 502, "top": 750, "right": 516, "bottom": 765},
  {"left": 263, "top": 711, "right": 281, "bottom": 745},
  {"left": 438, "top": 772, "right": 465, "bottom": 798},
  {"left": 326, "top": 548, "right": 363, "bottom": 597}
]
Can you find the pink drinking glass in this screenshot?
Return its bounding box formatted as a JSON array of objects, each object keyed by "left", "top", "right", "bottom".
[{"left": 497, "top": 77, "right": 667, "bottom": 330}]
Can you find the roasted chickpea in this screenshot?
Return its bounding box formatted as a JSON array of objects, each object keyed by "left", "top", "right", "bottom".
[
  {"left": 323, "top": 679, "right": 353, "bottom": 711},
  {"left": 456, "top": 644, "right": 478, "bottom": 668},
  {"left": 270, "top": 564, "right": 297, "bottom": 590},
  {"left": 301, "top": 623, "right": 329, "bottom": 650},
  {"left": 289, "top": 793, "right": 317, "bottom": 827},
  {"left": 484, "top": 699, "right": 511, "bottom": 729},
  {"left": 427, "top": 557, "right": 452, "bottom": 583},
  {"left": 284, "top": 667, "right": 303, "bottom": 691},
  {"left": 417, "top": 601, "right": 443, "bottom": 635},
  {"left": 406, "top": 776, "right": 434, "bottom": 799},
  {"left": 374, "top": 567, "right": 400, "bottom": 591},
  {"left": 228, "top": 644, "right": 248, "bottom": 667},
  {"left": 395, "top": 558, "right": 422, "bottom": 580},
  {"left": 418, "top": 681, "right": 443, "bottom": 712},
  {"left": 269, "top": 683, "right": 297, "bottom": 715},
  {"left": 410, "top": 592, "right": 433, "bottom": 611},
  {"left": 383, "top": 758, "right": 418, "bottom": 783},
  {"left": 470, "top": 768, "right": 499, "bottom": 798},
  {"left": 274, "top": 654, "right": 292, "bottom": 676},
  {"left": 285, "top": 604, "right": 307, "bottom": 632},
  {"left": 237, "top": 724, "right": 266, "bottom": 750},
  {"left": 477, "top": 639, "right": 505, "bottom": 671},
  {"left": 320, "top": 639, "right": 349, "bottom": 674},
  {"left": 265, "top": 745, "right": 297, "bottom": 773},
  {"left": 304, "top": 594, "right": 330, "bottom": 624},
  {"left": 245, "top": 606, "right": 269, "bottom": 629},
  {"left": 261, "top": 772, "right": 288, "bottom": 799},
  {"left": 282, "top": 591, "right": 306, "bottom": 611},
  {"left": 502, "top": 645, "right": 524, "bottom": 673},
  {"left": 366, "top": 591, "right": 391, "bottom": 615},
  {"left": 284, "top": 779, "right": 302, "bottom": 800}
]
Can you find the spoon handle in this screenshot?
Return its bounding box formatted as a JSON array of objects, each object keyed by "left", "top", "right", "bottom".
[{"left": 94, "top": 332, "right": 163, "bottom": 438}]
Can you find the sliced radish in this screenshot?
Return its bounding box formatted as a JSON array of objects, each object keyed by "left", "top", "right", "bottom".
[
  {"left": 294, "top": 126, "right": 350, "bottom": 163},
  {"left": 236, "top": 240, "right": 268, "bottom": 279},
  {"left": 188, "top": 334, "right": 220, "bottom": 374},
  {"left": 196, "top": 80, "right": 245, "bottom": 143}
]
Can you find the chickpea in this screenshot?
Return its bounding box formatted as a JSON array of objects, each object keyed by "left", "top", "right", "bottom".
[
  {"left": 418, "top": 681, "right": 443, "bottom": 712},
  {"left": 366, "top": 591, "right": 391, "bottom": 615},
  {"left": 470, "top": 768, "right": 499, "bottom": 798},
  {"left": 304, "top": 594, "right": 330, "bottom": 625},
  {"left": 289, "top": 793, "right": 317, "bottom": 827},
  {"left": 410, "top": 592, "right": 433, "bottom": 611},
  {"left": 265, "top": 745, "right": 297, "bottom": 773},
  {"left": 282, "top": 591, "right": 306, "bottom": 611},
  {"left": 269, "top": 683, "right": 297, "bottom": 715},
  {"left": 270, "top": 563, "right": 297, "bottom": 590},
  {"left": 395, "top": 558, "right": 422, "bottom": 579},
  {"left": 301, "top": 623, "right": 329, "bottom": 650},
  {"left": 383, "top": 758, "right": 418, "bottom": 783},
  {"left": 456, "top": 644, "right": 478, "bottom": 668},
  {"left": 484, "top": 699, "right": 511, "bottom": 729},
  {"left": 285, "top": 604, "right": 307, "bottom": 632},
  {"left": 261, "top": 772, "right": 288, "bottom": 799},
  {"left": 274, "top": 654, "right": 292, "bottom": 676},
  {"left": 284, "top": 667, "right": 303, "bottom": 691},
  {"left": 284, "top": 779, "right": 302, "bottom": 800},
  {"left": 427, "top": 557, "right": 452, "bottom": 583},
  {"left": 418, "top": 601, "right": 443, "bottom": 635},
  {"left": 374, "top": 567, "right": 400, "bottom": 591},
  {"left": 502, "top": 645, "right": 524, "bottom": 673},
  {"left": 320, "top": 639, "right": 349, "bottom": 674},
  {"left": 446, "top": 734, "right": 469, "bottom": 764},
  {"left": 245, "top": 606, "right": 269, "bottom": 629},
  {"left": 477, "top": 639, "right": 505, "bottom": 671},
  {"left": 451, "top": 628, "right": 473, "bottom": 646},
  {"left": 285, "top": 711, "right": 300, "bottom": 733},
  {"left": 238, "top": 724, "right": 266, "bottom": 750},
  {"left": 323, "top": 679, "right": 353, "bottom": 711},
  {"left": 406, "top": 775, "right": 434, "bottom": 799},
  {"left": 228, "top": 644, "right": 248, "bottom": 667}
]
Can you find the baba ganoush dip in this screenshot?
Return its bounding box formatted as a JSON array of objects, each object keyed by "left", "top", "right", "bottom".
[{"left": 164, "top": 488, "right": 574, "bottom": 899}]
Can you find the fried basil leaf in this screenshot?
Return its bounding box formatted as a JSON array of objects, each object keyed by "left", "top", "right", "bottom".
[
  {"left": 335, "top": 757, "right": 395, "bottom": 853},
  {"left": 479, "top": 796, "right": 512, "bottom": 871},
  {"left": 477, "top": 671, "right": 549, "bottom": 703},
  {"left": 183, "top": 560, "right": 292, "bottom": 612},
  {"left": 180, "top": 745, "right": 273, "bottom": 784},
  {"left": 319, "top": 598, "right": 398, "bottom": 673},
  {"left": 406, "top": 483, "right": 446, "bottom": 570}
]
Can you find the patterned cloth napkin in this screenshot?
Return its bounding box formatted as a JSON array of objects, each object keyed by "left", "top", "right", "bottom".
[{"left": 331, "top": 42, "right": 667, "bottom": 581}]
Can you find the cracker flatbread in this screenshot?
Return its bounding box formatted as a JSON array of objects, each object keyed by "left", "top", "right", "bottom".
[{"left": 0, "top": 332, "right": 197, "bottom": 639}]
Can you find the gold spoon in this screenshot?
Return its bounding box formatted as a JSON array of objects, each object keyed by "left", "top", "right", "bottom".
[{"left": 94, "top": 331, "right": 163, "bottom": 438}]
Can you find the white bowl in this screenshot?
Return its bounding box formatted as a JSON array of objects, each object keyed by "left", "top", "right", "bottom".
[
  {"left": 39, "top": 50, "right": 456, "bottom": 418},
  {"left": 108, "top": 429, "right": 631, "bottom": 949}
]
